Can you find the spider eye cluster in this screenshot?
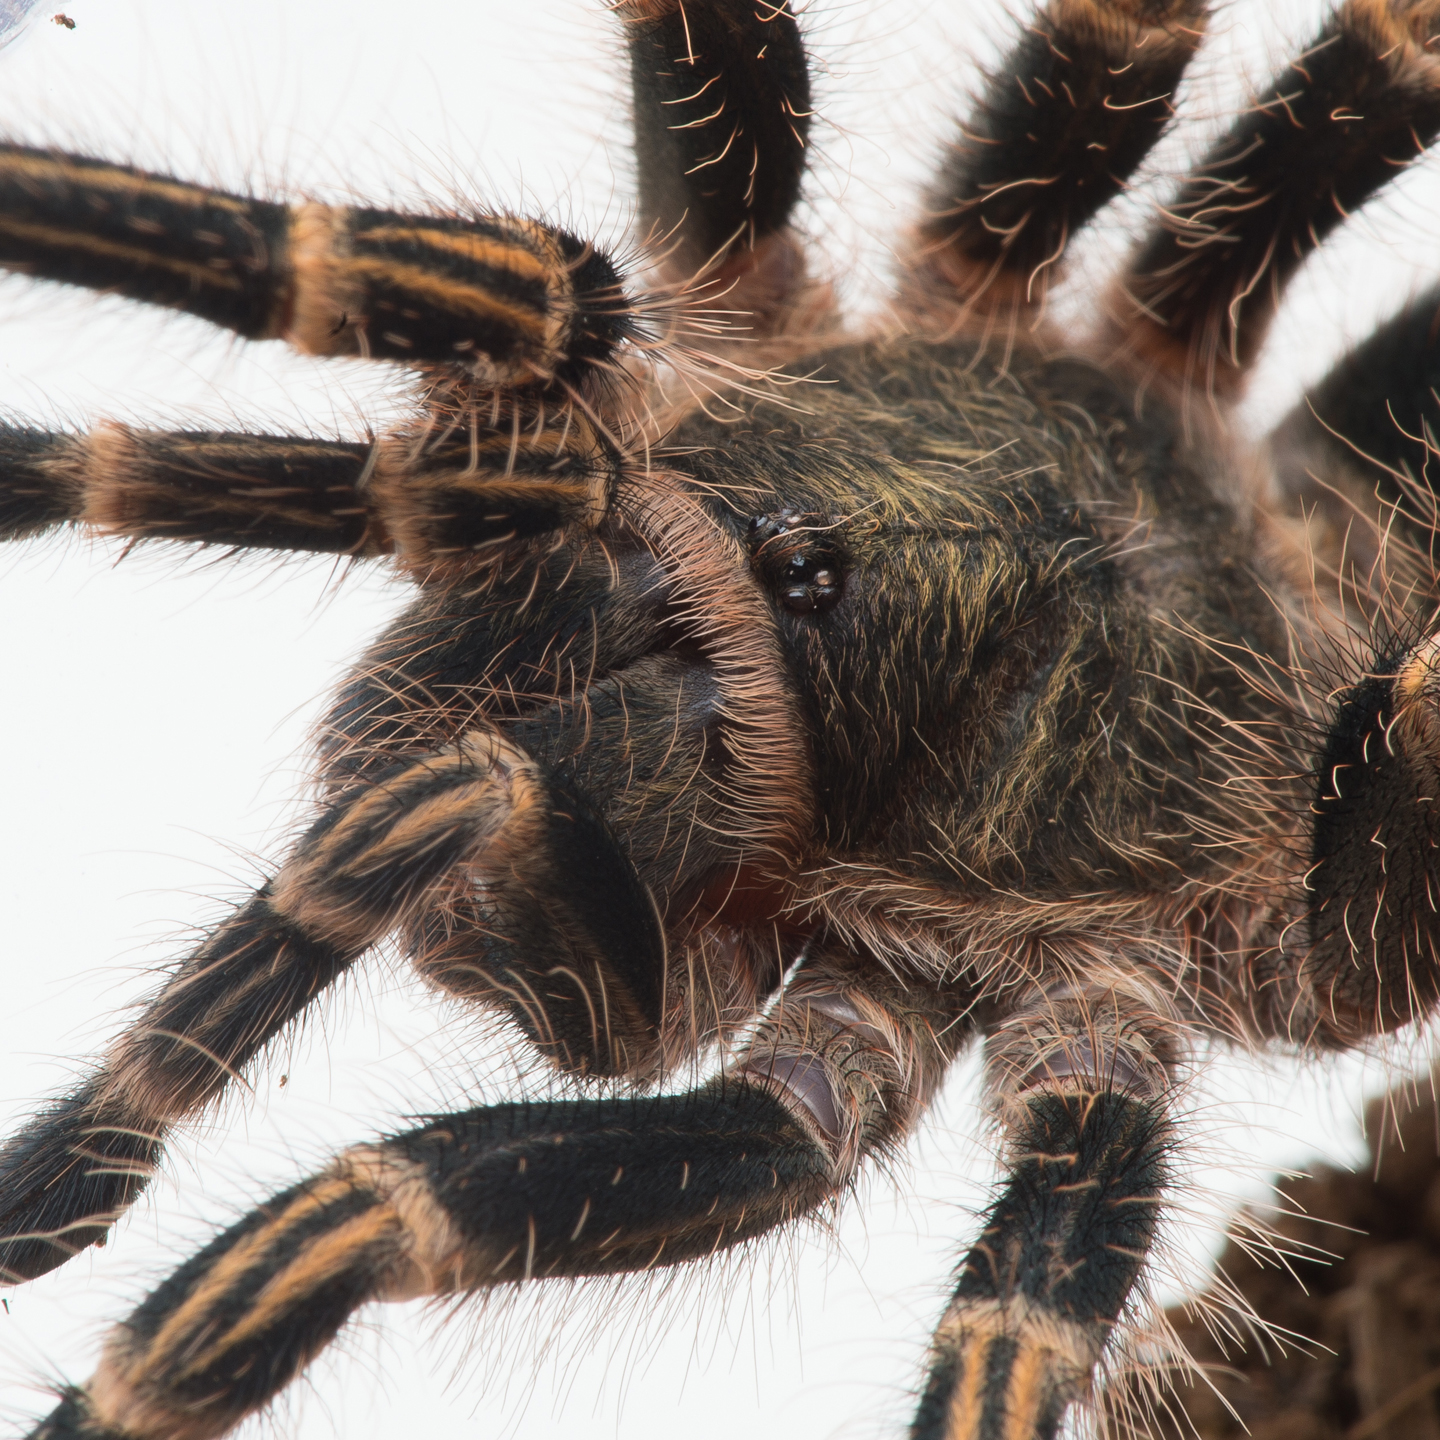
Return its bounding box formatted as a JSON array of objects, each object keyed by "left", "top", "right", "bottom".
[{"left": 745, "top": 508, "right": 846, "bottom": 615}]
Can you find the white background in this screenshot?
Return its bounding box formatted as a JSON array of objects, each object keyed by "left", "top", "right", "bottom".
[{"left": 0, "top": 1, "right": 1432, "bottom": 1437}]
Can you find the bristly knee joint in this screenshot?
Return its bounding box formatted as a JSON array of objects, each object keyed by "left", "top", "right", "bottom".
[
  {"left": 986, "top": 979, "right": 1178, "bottom": 1116},
  {"left": 736, "top": 985, "right": 949, "bottom": 1169}
]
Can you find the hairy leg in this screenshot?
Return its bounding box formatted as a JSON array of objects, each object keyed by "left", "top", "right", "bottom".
[
  {"left": 620, "top": 0, "right": 821, "bottom": 336},
  {"left": 0, "top": 729, "right": 665, "bottom": 1281},
  {"left": 20, "top": 954, "right": 975, "bottom": 1440},
  {"left": 1107, "top": 0, "right": 1440, "bottom": 397},
  {"left": 900, "top": 0, "right": 1208, "bottom": 331},
  {"left": 1205, "top": 626, "right": 1440, "bottom": 1051},
  {"left": 0, "top": 145, "right": 630, "bottom": 382},
  {"left": 913, "top": 982, "right": 1175, "bottom": 1440},
  {"left": 1270, "top": 284, "right": 1440, "bottom": 585},
  {"left": 0, "top": 399, "right": 619, "bottom": 566}
]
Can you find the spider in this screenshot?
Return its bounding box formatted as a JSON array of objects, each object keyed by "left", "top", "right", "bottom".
[{"left": 3, "top": 0, "right": 1440, "bottom": 1436}]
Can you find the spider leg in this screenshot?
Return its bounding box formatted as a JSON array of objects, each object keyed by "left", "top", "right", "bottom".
[
  {"left": 0, "top": 730, "right": 663, "bottom": 1282},
  {"left": 0, "top": 144, "right": 632, "bottom": 383},
  {"left": 1107, "top": 0, "right": 1440, "bottom": 397},
  {"left": 1220, "top": 634, "right": 1440, "bottom": 1049},
  {"left": 0, "top": 424, "right": 380, "bottom": 551},
  {"left": 1269, "top": 284, "right": 1440, "bottom": 579},
  {"left": 0, "top": 396, "right": 617, "bottom": 566},
  {"left": 913, "top": 983, "right": 1174, "bottom": 1440},
  {"left": 19, "top": 955, "right": 974, "bottom": 1440},
  {"left": 899, "top": 0, "right": 1208, "bottom": 328},
  {"left": 620, "top": 0, "right": 821, "bottom": 338}
]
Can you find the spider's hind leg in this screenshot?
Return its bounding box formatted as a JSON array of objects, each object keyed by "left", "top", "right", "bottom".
[
  {"left": 620, "top": 0, "right": 820, "bottom": 338},
  {"left": 1270, "top": 285, "right": 1440, "bottom": 591},
  {"left": 23, "top": 958, "right": 973, "bottom": 1440},
  {"left": 900, "top": 0, "right": 1209, "bottom": 335},
  {"left": 1108, "top": 0, "right": 1440, "bottom": 398},
  {"left": 28, "top": 1086, "right": 828, "bottom": 1440}
]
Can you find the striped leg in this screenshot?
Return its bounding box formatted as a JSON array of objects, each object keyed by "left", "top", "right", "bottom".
[
  {"left": 0, "top": 148, "right": 650, "bottom": 568},
  {"left": 912, "top": 986, "right": 1174, "bottom": 1440},
  {"left": 1108, "top": 0, "right": 1440, "bottom": 396},
  {"left": 22, "top": 959, "right": 973, "bottom": 1440},
  {"left": 620, "top": 0, "right": 819, "bottom": 333},
  {"left": 903, "top": 0, "right": 1208, "bottom": 326},
  {"left": 0, "top": 730, "right": 664, "bottom": 1281},
  {"left": 0, "top": 401, "right": 618, "bottom": 565},
  {"left": 0, "top": 145, "right": 632, "bottom": 382}
]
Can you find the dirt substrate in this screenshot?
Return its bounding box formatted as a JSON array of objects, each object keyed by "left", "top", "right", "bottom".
[{"left": 1108, "top": 1081, "right": 1440, "bottom": 1440}]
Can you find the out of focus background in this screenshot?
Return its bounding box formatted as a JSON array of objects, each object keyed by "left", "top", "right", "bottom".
[{"left": 0, "top": 1, "right": 1434, "bottom": 1436}]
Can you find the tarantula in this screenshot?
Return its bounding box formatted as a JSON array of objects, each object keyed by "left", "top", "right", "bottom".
[{"left": 3, "top": 0, "right": 1440, "bottom": 1436}]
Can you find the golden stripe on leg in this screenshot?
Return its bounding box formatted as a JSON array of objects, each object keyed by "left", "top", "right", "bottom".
[
  {"left": 913, "top": 986, "right": 1175, "bottom": 1440},
  {"left": 0, "top": 143, "right": 635, "bottom": 381}
]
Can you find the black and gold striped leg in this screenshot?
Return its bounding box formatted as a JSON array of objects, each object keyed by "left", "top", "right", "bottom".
[
  {"left": 0, "top": 423, "right": 378, "bottom": 550},
  {"left": 911, "top": 988, "right": 1174, "bottom": 1440},
  {"left": 370, "top": 397, "right": 620, "bottom": 567},
  {"left": 25, "top": 1085, "right": 828, "bottom": 1440},
  {"left": 619, "top": 0, "right": 817, "bottom": 333},
  {"left": 0, "top": 399, "right": 619, "bottom": 561},
  {"left": 0, "top": 886, "right": 347, "bottom": 1285},
  {"left": 1110, "top": 0, "right": 1440, "bottom": 395},
  {"left": 904, "top": 0, "right": 1208, "bottom": 324},
  {"left": 0, "top": 144, "right": 634, "bottom": 382},
  {"left": 24, "top": 960, "right": 975, "bottom": 1440},
  {"left": 0, "top": 729, "right": 665, "bottom": 1280},
  {"left": 911, "top": 1087, "right": 1170, "bottom": 1440}
]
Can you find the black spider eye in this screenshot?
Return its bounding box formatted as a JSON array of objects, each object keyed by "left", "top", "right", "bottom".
[{"left": 744, "top": 509, "right": 846, "bottom": 615}]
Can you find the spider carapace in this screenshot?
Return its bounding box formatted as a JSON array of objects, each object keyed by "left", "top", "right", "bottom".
[{"left": 3, "top": 0, "right": 1440, "bottom": 1436}]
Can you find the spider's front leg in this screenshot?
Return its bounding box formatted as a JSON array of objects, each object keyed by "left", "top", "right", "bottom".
[
  {"left": 20, "top": 957, "right": 973, "bottom": 1440},
  {"left": 0, "top": 0, "right": 816, "bottom": 559},
  {"left": 0, "top": 727, "right": 675, "bottom": 1283},
  {"left": 0, "top": 144, "right": 636, "bottom": 566}
]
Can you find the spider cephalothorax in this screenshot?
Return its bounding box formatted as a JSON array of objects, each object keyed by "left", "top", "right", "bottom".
[{"left": 4, "top": 1, "right": 1440, "bottom": 1438}]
